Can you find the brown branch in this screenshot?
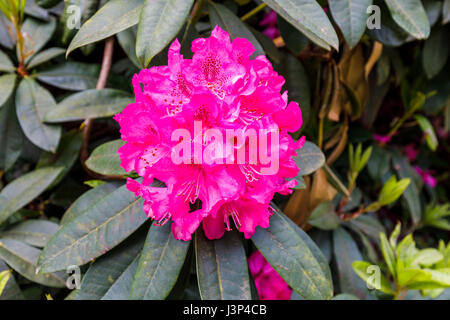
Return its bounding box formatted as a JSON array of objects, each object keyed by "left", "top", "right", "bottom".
[{"left": 79, "top": 37, "right": 123, "bottom": 180}]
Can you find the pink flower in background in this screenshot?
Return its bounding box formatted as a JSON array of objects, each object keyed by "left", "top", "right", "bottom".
[
  {"left": 115, "top": 26, "right": 304, "bottom": 241},
  {"left": 403, "top": 144, "right": 419, "bottom": 162},
  {"left": 414, "top": 166, "right": 437, "bottom": 188},
  {"left": 248, "top": 250, "right": 292, "bottom": 300},
  {"left": 259, "top": 10, "right": 280, "bottom": 39},
  {"left": 374, "top": 133, "right": 392, "bottom": 144}
]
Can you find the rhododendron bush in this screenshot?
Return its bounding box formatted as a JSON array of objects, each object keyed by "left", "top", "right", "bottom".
[{"left": 0, "top": 0, "right": 449, "bottom": 302}]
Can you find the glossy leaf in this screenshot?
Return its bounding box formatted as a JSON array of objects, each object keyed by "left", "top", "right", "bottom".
[
  {"left": 195, "top": 228, "right": 251, "bottom": 300},
  {"left": 0, "top": 50, "right": 14, "bottom": 72},
  {"left": 0, "top": 166, "right": 64, "bottom": 225},
  {"left": 15, "top": 78, "right": 61, "bottom": 152},
  {"left": 308, "top": 201, "right": 341, "bottom": 230},
  {"left": 37, "top": 182, "right": 149, "bottom": 273},
  {"left": 262, "top": 0, "right": 339, "bottom": 50},
  {"left": 67, "top": 0, "right": 143, "bottom": 56},
  {"left": 293, "top": 141, "right": 325, "bottom": 176},
  {"left": 136, "top": 0, "right": 194, "bottom": 67},
  {"left": 384, "top": 0, "right": 430, "bottom": 39},
  {"left": 85, "top": 139, "right": 126, "bottom": 176},
  {"left": 414, "top": 114, "right": 438, "bottom": 151},
  {"left": 20, "top": 17, "right": 57, "bottom": 62},
  {"left": 45, "top": 89, "right": 133, "bottom": 122},
  {"left": 252, "top": 211, "right": 333, "bottom": 299},
  {"left": 130, "top": 221, "right": 190, "bottom": 300}
]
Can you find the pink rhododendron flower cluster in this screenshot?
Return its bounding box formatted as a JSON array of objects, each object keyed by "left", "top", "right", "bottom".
[
  {"left": 248, "top": 250, "right": 292, "bottom": 300},
  {"left": 114, "top": 26, "right": 304, "bottom": 241}
]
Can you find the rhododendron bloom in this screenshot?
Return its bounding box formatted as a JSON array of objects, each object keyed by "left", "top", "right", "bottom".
[
  {"left": 114, "top": 26, "right": 303, "bottom": 241},
  {"left": 248, "top": 250, "right": 292, "bottom": 300}
]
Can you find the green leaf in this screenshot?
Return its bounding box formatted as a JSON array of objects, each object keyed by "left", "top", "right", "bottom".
[
  {"left": 384, "top": 0, "right": 430, "bottom": 39},
  {"left": 15, "top": 78, "right": 61, "bottom": 152},
  {"left": 414, "top": 114, "right": 438, "bottom": 151},
  {"left": 45, "top": 89, "right": 134, "bottom": 122},
  {"left": 308, "top": 201, "right": 341, "bottom": 230},
  {"left": 208, "top": 2, "right": 264, "bottom": 57},
  {"left": 67, "top": 0, "right": 143, "bottom": 57},
  {"left": 328, "top": 0, "right": 372, "bottom": 48},
  {"left": 391, "top": 151, "right": 422, "bottom": 224},
  {"left": 249, "top": 26, "right": 281, "bottom": 65},
  {"left": 0, "top": 97, "right": 24, "bottom": 172},
  {"left": 380, "top": 232, "right": 396, "bottom": 277},
  {"left": 293, "top": 141, "right": 325, "bottom": 176},
  {"left": 36, "top": 130, "right": 83, "bottom": 188},
  {"left": 332, "top": 293, "right": 359, "bottom": 300},
  {"left": 0, "top": 259, "right": 23, "bottom": 300},
  {"left": 282, "top": 53, "right": 311, "bottom": 124},
  {"left": 0, "top": 239, "right": 66, "bottom": 287},
  {"left": 35, "top": 62, "right": 100, "bottom": 91},
  {"left": 102, "top": 255, "right": 139, "bottom": 300},
  {"left": 19, "top": 17, "right": 57, "bottom": 62},
  {"left": 37, "top": 182, "right": 151, "bottom": 273},
  {"left": 75, "top": 232, "right": 145, "bottom": 300},
  {"left": 85, "top": 139, "right": 126, "bottom": 176},
  {"left": 195, "top": 228, "right": 251, "bottom": 300},
  {"left": 117, "top": 27, "right": 141, "bottom": 68},
  {"left": 262, "top": 0, "right": 339, "bottom": 50},
  {"left": 352, "top": 261, "right": 394, "bottom": 294},
  {"left": 136, "top": 0, "right": 194, "bottom": 67},
  {"left": 26, "top": 47, "right": 65, "bottom": 69},
  {"left": 412, "top": 249, "right": 443, "bottom": 267},
  {"left": 130, "top": 221, "right": 190, "bottom": 300},
  {"left": 422, "top": 25, "right": 450, "bottom": 79},
  {"left": 368, "top": 144, "right": 390, "bottom": 181},
  {"left": 347, "top": 214, "right": 385, "bottom": 242},
  {"left": 323, "top": 164, "right": 350, "bottom": 197},
  {"left": 61, "top": 182, "right": 122, "bottom": 225},
  {"left": 332, "top": 227, "right": 369, "bottom": 299},
  {"left": 252, "top": 211, "right": 333, "bottom": 299},
  {"left": 0, "top": 166, "right": 64, "bottom": 225},
  {"left": 0, "top": 50, "right": 14, "bottom": 72},
  {"left": 278, "top": 16, "right": 308, "bottom": 55},
  {"left": 0, "top": 74, "right": 15, "bottom": 108},
  {"left": 0, "top": 220, "right": 59, "bottom": 248}
]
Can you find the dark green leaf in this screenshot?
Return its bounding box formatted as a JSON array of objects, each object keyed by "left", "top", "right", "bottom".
[
  {"left": 278, "top": 16, "right": 308, "bottom": 55},
  {"left": 195, "top": 228, "right": 250, "bottom": 300},
  {"left": 61, "top": 182, "right": 122, "bottom": 225},
  {"left": 0, "top": 239, "right": 66, "bottom": 287},
  {"left": 15, "top": 78, "right": 61, "bottom": 152},
  {"left": 37, "top": 182, "right": 150, "bottom": 273},
  {"left": 262, "top": 0, "right": 339, "bottom": 50},
  {"left": 130, "top": 221, "right": 191, "bottom": 300},
  {"left": 117, "top": 27, "right": 141, "bottom": 68},
  {"left": 208, "top": 2, "right": 264, "bottom": 57},
  {"left": 293, "top": 141, "right": 325, "bottom": 176},
  {"left": 0, "top": 50, "right": 14, "bottom": 72},
  {"left": 26, "top": 47, "right": 65, "bottom": 69},
  {"left": 0, "top": 220, "right": 59, "bottom": 247},
  {"left": 136, "top": 0, "right": 194, "bottom": 67},
  {"left": 328, "top": 0, "right": 372, "bottom": 48},
  {"left": 384, "top": 0, "right": 430, "bottom": 39},
  {"left": 85, "top": 139, "right": 126, "bottom": 176},
  {"left": 45, "top": 89, "right": 134, "bottom": 122},
  {"left": 36, "top": 62, "right": 100, "bottom": 91},
  {"left": 75, "top": 232, "right": 145, "bottom": 300},
  {"left": 309, "top": 200, "right": 341, "bottom": 230},
  {"left": 252, "top": 211, "right": 333, "bottom": 299},
  {"left": 0, "top": 166, "right": 64, "bottom": 225},
  {"left": 422, "top": 25, "right": 450, "bottom": 79},
  {"left": 0, "top": 97, "right": 24, "bottom": 172},
  {"left": 0, "top": 259, "right": 24, "bottom": 300},
  {"left": 67, "top": 0, "right": 143, "bottom": 56},
  {"left": 332, "top": 227, "right": 369, "bottom": 299},
  {"left": 20, "top": 17, "right": 57, "bottom": 62}
]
